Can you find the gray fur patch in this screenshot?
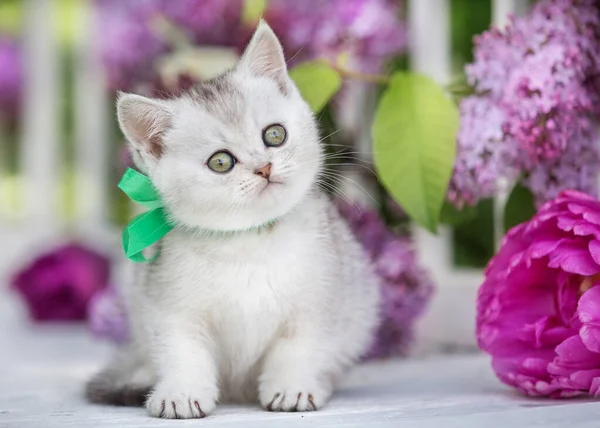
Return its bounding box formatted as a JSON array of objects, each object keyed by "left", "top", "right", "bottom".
[
  {"left": 188, "top": 73, "right": 245, "bottom": 124},
  {"left": 85, "top": 374, "right": 151, "bottom": 407}
]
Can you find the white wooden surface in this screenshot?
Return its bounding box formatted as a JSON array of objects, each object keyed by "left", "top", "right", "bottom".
[{"left": 1, "top": 290, "right": 599, "bottom": 428}]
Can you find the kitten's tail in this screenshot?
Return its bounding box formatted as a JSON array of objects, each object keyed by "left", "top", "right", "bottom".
[{"left": 85, "top": 350, "right": 155, "bottom": 407}]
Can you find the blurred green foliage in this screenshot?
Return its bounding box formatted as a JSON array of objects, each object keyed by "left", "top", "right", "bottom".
[
  {"left": 503, "top": 182, "right": 536, "bottom": 232},
  {"left": 450, "top": 0, "right": 492, "bottom": 73},
  {"left": 0, "top": 0, "right": 21, "bottom": 34},
  {"left": 448, "top": 0, "right": 495, "bottom": 267}
]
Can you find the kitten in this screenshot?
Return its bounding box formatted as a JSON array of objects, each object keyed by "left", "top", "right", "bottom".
[{"left": 86, "top": 20, "right": 381, "bottom": 419}]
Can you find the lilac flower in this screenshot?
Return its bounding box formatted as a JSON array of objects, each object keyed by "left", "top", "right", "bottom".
[
  {"left": 93, "top": 0, "right": 243, "bottom": 91},
  {"left": 94, "top": 0, "right": 406, "bottom": 91},
  {"left": 157, "top": 0, "right": 244, "bottom": 47},
  {"left": 448, "top": 96, "right": 517, "bottom": 207},
  {"left": 0, "top": 36, "right": 22, "bottom": 122},
  {"left": 88, "top": 286, "right": 130, "bottom": 344},
  {"left": 93, "top": 0, "right": 166, "bottom": 91},
  {"left": 524, "top": 127, "right": 600, "bottom": 204},
  {"left": 265, "top": 0, "right": 406, "bottom": 71},
  {"left": 451, "top": 0, "right": 600, "bottom": 206},
  {"left": 336, "top": 201, "right": 434, "bottom": 359}
]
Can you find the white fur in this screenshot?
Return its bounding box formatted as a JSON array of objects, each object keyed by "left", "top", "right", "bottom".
[{"left": 89, "top": 21, "right": 380, "bottom": 419}]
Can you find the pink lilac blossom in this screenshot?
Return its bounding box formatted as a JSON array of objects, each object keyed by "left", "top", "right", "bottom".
[
  {"left": 0, "top": 36, "right": 22, "bottom": 122},
  {"left": 94, "top": 0, "right": 406, "bottom": 91},
  {"left": 450, "top": 0, "right": 600, "bottom": 207},
  {"left": 448, "top": 96, "right": 517, "bottom": 207},
  {"left": 265, "top": 0, "right": 406, "bottom": 71},
  {"left": 88, "top": 286, "right": 130, "bottom": 344},
  {"left": 93, "top": 0, "right": 243, "bottom": 91},
  {"left": 477, "top": 190, "right": 600, "bottom": 397}
]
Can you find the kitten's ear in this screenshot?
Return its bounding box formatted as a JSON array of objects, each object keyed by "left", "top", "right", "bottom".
[
  {"left": 117, "top": 92, "right": 173, "bottom": 163},
  {"left": 238, "top": 20, "right": 288, "bottom": 92}
]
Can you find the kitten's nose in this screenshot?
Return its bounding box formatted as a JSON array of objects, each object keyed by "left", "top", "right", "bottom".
[{"left": 254, "top": 163, "right": 272, "bottom": 180}]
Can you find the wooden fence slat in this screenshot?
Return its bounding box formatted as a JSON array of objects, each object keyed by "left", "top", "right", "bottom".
[
  {"left": 19, "top": 0, "right": 61, "bottom": 227},
  {"left": 492, "top": 0, "right": 530, "bottom": 249},
  {"left": 408, "top": 0, "right": 482, "bottom": 354},
  {"left": 73, "top": 0, "right": 111, "bottom": 234}
]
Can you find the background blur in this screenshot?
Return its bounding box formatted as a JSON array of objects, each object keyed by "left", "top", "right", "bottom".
[{"left": 0, "top": 0, "right": 531, "bottom": 356}]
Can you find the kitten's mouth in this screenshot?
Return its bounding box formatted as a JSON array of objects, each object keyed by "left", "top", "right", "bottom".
[{"left": 260, "top": 179, "right": 284, "bottom": 193}]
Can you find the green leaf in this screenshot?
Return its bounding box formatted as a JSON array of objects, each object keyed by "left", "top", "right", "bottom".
[
  {"left": 289, "top": 61, "right": 342, "bottom": 112},
  {"left": 440, "top": 201, "right": 477, "bottom": 226},
  {"left": 503, "top": 182, "right": 536, "bottom": 232},
  {"left": 0, "top": 0, "right": 21, "bottom": 35},
  {"left": 242, "top": 0, "right": 267, "bottom": 25},
  {"left": 373, "top": 72, "right": 459, "bottom": 232}
]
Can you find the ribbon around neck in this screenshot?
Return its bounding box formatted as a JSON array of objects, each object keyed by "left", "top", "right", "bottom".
[{"left": 118, "top": 168, "right": 173, "bottom": 263}]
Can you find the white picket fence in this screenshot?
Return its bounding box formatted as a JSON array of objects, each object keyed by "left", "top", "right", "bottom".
[{"left": 0, "top": 0, "right": 530, "bottom": 353}]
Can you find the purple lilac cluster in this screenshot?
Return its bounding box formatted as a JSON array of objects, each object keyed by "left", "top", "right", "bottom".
[
  {"left": 449, "top": 0, "right": 600, "bottom": 207},
  {"left": 0, "top": 36, "right": 22, "bottom": 122},
  {"left": 336, "top": 201, "right": 434, "bottom": 359},
  {"left": 265, "top": 0, "right": 406, "bottom": 71},
  {"left": 93, "top": 0, "right": 244, "bottom": 91},
  {"left": 94, "top": 0, "right": 405, "bottom": 91},
  {"left": 88, "top": 286, "right": 130, "bottom": 344}
]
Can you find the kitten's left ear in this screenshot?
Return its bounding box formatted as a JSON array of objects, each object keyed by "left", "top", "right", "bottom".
[{"left": 238, "top": 19, "right": 289, "bottom": 92}]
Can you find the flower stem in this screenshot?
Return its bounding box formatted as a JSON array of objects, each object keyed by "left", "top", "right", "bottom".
[{"left": 332, "top": 65, "right": 391, "bottom": 85}]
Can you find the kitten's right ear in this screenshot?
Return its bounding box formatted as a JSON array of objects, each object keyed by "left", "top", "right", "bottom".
[{"left": 116, "top": 92, "right": 173, "bottom": 162}]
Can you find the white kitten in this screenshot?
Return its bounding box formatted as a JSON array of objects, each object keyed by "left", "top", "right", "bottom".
[{"left": 86, "top": 21, "right": 381, "bottom": 419}]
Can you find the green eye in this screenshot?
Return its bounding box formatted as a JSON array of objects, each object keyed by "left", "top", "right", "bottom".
[
  {"left": 263, "top": 124, "right": 287, "bottom": 147},
  {"left": 207, "top": 151, "right": 236, "bottom": 173}
]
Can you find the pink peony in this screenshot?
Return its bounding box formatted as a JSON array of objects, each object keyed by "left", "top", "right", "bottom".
[
  {"left": 477, "top": 190, "right": 600, "bottom": 397},
  {"left": 11, "top": 243, "right": 110, "bottom": 321}
]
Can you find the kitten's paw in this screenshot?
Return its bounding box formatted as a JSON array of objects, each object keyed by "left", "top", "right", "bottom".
[
  {"left": 259, "top": 381, "right": 330, "bottom": 412},
  {"left": 146, "top": 381, "right": 217, "bottom": 419}
]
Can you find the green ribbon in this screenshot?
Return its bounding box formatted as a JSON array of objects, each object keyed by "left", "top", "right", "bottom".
[{"left": 118, "top": 168, "right": 173, "bottom": 263}]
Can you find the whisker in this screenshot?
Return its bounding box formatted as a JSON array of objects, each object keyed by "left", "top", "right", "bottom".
[
  {"left": 318, "top": 128, "right": 343, "bottom": 143},
  {"left": 286, "top": 47, "right": 304, "bottom": 65},
  {"left": 318, "top": 171, "right": 380, "bottom": 207},
  {"left": 322, "top": 162, "right": 377, "bottom": 175},
  {"left": 317, "top": 179, "right": 357, "bottom": 207}
]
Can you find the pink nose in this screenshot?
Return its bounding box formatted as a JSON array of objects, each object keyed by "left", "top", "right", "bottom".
[{"left": 255, "top": 163, "right": 272, "bottom": 180}]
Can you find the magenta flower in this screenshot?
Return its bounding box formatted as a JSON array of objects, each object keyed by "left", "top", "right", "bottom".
[
  {"left": 11, "top": 243, "right": 110, "bottom": 322},
  {"left": 477, "top": 190, "right": 600, "bottom": 397},
  {"left": 88, "top": 286, "right": 130, "bottom": 344},
  {"left": 0, "top": 36, "right": 22, "bottom": 122},
  {"left": 336, "top": 201, "right": 434, "bottom": 359}
]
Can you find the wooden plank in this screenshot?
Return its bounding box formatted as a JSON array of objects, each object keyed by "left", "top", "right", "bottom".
[{"left": 0, "top": 285, "right": 597, "bottom": 428}]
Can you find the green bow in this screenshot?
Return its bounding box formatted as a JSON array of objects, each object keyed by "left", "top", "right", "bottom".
[{"left": 118, "top": 168, "right": 173, "bottom": 263}]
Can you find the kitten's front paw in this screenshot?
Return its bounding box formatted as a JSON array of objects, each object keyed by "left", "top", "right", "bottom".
[
  {"left": 146, "top": 380, "right": 217, "bottom": 419},
  {"left": 259, "top": 381, "right": 331, "bottom": 412}
]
